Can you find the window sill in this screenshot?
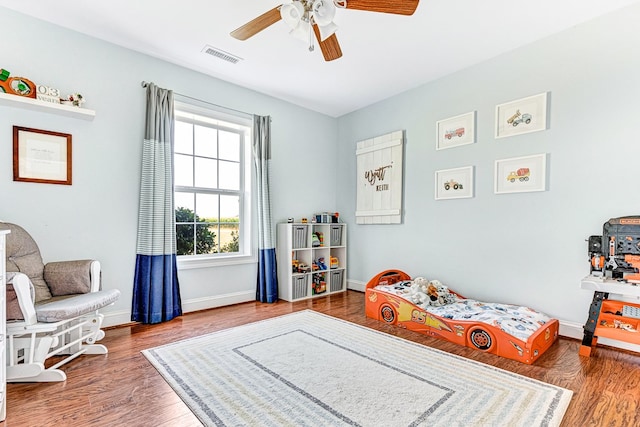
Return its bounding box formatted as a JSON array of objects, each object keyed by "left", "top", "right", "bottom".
[{"left": 177, "top": 253, "right": 257, "bottom": 270}]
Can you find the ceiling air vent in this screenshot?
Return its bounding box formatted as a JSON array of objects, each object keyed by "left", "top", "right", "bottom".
[{"left": 202, "top": 45, "right": 242, "bottom": 64}]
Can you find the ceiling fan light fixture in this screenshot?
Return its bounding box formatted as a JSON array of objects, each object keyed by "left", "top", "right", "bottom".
[
  {"left": 290, "top": 19, "right": 311, "bottom": 43},
  {"left": 280, "top": 2, "right": 305, "bottom": 29},
  {"left": 312, "top": 0, "right": 336, "bottom": 25}
]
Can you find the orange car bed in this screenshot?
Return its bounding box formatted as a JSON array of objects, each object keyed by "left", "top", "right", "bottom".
[{"left": 365, "top": 269, "right": 559, "bottom": 364}]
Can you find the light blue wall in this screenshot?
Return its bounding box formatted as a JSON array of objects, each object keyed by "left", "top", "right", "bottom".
[
  {"left": 3, "top": 4, "right": 640, "bottom": 329},
  {"left": 0, "top": 8, "right": 337, "bottom": 321},
  {"left": 336, "top": 3, "right": 640, "bottom": 325}
]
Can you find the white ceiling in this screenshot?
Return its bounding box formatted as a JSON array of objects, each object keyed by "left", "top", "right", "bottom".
[{"left": 1, "top": 0, "right": 639, "bottom": 117}]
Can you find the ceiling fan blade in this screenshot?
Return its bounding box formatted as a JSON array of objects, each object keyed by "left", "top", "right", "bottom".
[
  {"left": 344, "top": 0, "right": 419, "bottom": 15},
  {"left": 313, "top": 25, "right": 342, "bottom": 62},
  {"left": 230, "top": 5, "right": 283, "bottom": 40}
]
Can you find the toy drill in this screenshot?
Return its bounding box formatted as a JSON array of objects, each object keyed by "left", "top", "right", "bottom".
[{"left": 589, "top": 216, "right": 640, "bottom": 281}]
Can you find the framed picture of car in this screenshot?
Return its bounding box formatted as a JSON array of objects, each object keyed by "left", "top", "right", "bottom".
[
  {"left": 435, "top": 111, "right": 476, "bottom": 150},
  {"left": 495, "top": 92, "right": 548, "bottom": 139},
  {"left": 435, "top": 166, "right": 474, "bottom": 200},
  {"left": 494, "top": 153, "right": 547, "bottom": 194}
]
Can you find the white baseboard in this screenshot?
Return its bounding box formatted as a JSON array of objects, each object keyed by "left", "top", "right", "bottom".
[
  {"left": 347, "top": 279, "right": 366, "bottom": 292},
  {"left": 558, "top": 320, "right": 583, "bottom": 340},
  {"left": 102, "top": 290, "right": 255, "bottom": 328}
]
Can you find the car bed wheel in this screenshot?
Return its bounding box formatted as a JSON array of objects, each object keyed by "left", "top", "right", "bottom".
[
  {"left": 380, "top": 305, "right": 397, "bottom": 324},
  {"left": 469, "top": 328, "right": 494, "bottom": 351}
]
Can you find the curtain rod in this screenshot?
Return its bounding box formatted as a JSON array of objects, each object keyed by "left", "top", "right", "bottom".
[{"left": 141, "top": 81, "right": 254, "bottom": 118}]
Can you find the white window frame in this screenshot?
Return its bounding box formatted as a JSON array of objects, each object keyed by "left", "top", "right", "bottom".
[{"left": 173, "top": 100, "right": 256, "bottom": 269}]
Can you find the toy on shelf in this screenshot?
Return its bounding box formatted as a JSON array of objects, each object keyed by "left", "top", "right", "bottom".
[
  {"left": 298, "top": 263, "right": 311, "bottom": 273},
  {"left": 314, "top": 212, "right": 340, "bottom": 223},
  {"left": 316, "top": 257, "right": 327, "bottom": 270},
  {"left": 312, "top": 273, "right": 326, "bottom": 294},
  {"left": 312, "top": 232, "right": 324, "bottom": 247},
  {"left": 330, "top": 256, "right": 339, "bottom": 269},
  {"left": 0, "top": 68, "right": 36, "bottom": 98}
]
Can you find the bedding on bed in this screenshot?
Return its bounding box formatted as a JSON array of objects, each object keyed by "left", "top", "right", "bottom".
[{"left": 374, "top": 282, "right": 552, "bottom": 342}]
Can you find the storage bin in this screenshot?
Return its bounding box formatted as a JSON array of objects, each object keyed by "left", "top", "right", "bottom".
[
  {"left": 330, "top": 226, "right": 343, "bottom": 246},
  {"left": 330, "top": 270, "right": 344, "bottom": 292},
  {"left": 293, "top": 275, "right": 307, "bottom": 299},
  {"left": 292, "top": 225, "right": 308, "bottom": 249}
]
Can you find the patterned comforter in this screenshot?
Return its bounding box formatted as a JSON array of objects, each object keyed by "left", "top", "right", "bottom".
[{"left": 374, "top": 284, "right": 552, "bottom": 342}]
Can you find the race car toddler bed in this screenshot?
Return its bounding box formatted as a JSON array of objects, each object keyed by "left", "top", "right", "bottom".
[{"left": 365, "top": 269, "right": 559, "bottom": 364}]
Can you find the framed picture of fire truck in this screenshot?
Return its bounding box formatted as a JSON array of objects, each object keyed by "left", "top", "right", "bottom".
[
  {"left": 495, "top": 92, "right": 548, "bottom": 139},
  {"left": 435, "top": 111, "right": 475, "bottom": 150},
  {"left": 494, "top": 153, "right": 547, "bottom": 194}
]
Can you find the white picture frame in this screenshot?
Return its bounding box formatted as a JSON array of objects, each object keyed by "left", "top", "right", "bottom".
[
  {"left": 494, "top": 153, "right": 547, "bottom": 194},
  {"left": 436, "top": 111, "right": 476, "bottom": 150},
  {"left": 435, "top": 166, "right": 474, "bottom": 200},
  {"left": 495, "top": 92, "right": 548, "bottom": 139}
]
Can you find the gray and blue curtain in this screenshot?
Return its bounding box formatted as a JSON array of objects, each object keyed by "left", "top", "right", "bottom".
[
  {"left": 132, "top": 83, "right": 183, "bottom": 323},
  {"left": 254, "top": 115, "right": 278, "bottom": 303}
]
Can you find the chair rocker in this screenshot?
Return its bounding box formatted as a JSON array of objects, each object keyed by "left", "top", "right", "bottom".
[{"left": 2, "top": 222, "right": 120, "bottom": 382}]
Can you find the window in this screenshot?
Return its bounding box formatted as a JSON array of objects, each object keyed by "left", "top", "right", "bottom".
[{"left": 173, "top": 101, "right": 253, "bottom": 267}]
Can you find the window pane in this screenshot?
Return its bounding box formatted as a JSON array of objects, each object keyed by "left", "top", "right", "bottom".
[
  {"left": 194, "top": 157, "right": 217, "bottom": 189},
  {"left": 196, "top": 193, "right": 219, "bottom": 222},
  {"left": 175, "top": 121, "right": 193, "bottom": 155},
  {"left": 176, "top": 224, "right": 194, "bottom": 256},
  {"left": 219, "top": 160, "right": 240, "bottom": 190},
  {"left": 219, "top": 130, "right": 240, "bottom": 161},
  {"left": 220, "top": 223, "right": 239, "bottom": 253},
  {"left": 194, "top": 125, "right": 217, "bottom": 158},
  {"left": 220, "top": 195, "right": 240, "bottom": 220},
  {"left": 175, "top": 193, "right": 195, "bottom": 222},
  {"left": 196, "top": 224, "right": 218, "bottom": 254},
  {"left": 174, "top": 154, "right": 193, "bottom": 186}
]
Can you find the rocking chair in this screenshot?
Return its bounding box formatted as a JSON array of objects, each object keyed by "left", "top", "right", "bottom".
[{"left": 1, "top": 222, "right": 120, "bottom": 382}]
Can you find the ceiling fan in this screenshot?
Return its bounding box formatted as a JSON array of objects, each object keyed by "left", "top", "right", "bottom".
[{"left": 230, "top": 0, "right": 420, "bottom": 62}]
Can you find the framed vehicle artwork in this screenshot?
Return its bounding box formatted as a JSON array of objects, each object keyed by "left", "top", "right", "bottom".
[
  {"left": 495, "top": 92, "right": 548, "bottom": 139},
  {"left": 13, "top": 126, "right": 72, "bottom": 185},
  {"left": 435, "top": 166, "right": 474, "bottom": 200},
  {"left": 494, "top": 153, "right": 547, "bottom": 194},
  {"left": 436, "top": 111, "right": 476, "bottom": 150}
]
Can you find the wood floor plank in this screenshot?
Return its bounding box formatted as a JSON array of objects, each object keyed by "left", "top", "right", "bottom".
[{"left": 3, "top": 290, "right": 640, "bottom": 426}]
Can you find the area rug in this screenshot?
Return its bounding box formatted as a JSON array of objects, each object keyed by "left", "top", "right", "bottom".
[{"left": 142, "top": 310, "right": 572, "bottom": 427}]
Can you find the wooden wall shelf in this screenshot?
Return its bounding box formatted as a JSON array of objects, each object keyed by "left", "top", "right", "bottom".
[{"left": 0, "top": 92, "right": 95, "bottom": 121}]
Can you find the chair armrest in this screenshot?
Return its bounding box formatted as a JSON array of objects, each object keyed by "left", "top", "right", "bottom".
[
  {"left": 6, "top": 272, "right": 37, "bottom": 325},
  {"left": 44, "top": 260, "right": 101, "bottom": 296}
]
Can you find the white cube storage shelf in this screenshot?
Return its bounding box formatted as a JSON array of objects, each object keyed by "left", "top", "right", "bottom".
[{"left": 277, "top": 223, "right": 347, "bottom": 302}]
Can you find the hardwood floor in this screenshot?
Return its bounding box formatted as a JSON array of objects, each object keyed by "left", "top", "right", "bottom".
[{"left": 4, "top": 290, "right": 640, "bottom": 426}]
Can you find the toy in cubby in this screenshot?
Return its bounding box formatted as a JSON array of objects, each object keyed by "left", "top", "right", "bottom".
[
  {"left": 330, "top": 256, "right": 339, "bottom": 269},
  {"left": 315, "top": 257, "right": 327, "bottom": 270},
  {"left": 292, "top": 257, "right": 311, "bottom": 273},
  {"left": 313, "top": 273, "right": 327, "bottom": 295},
  {"left": 312, "top": 232, "right": 324, "bottom": 247}
]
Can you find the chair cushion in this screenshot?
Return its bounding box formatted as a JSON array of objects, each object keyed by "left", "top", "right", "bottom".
[
  {"left": 1, "top": 222, "right": 52, "bottom": 302},
  {"left": 44, "top": 260, "right": 93, "bottom": 296},
  {"left": 35, "top": 289, "right": 121, "bottom": 323}
]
